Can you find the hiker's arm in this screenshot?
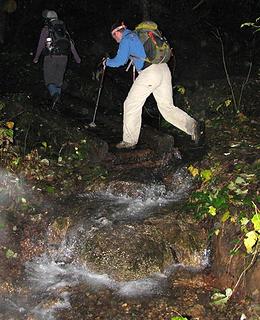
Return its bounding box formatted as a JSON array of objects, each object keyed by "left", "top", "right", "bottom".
[
  {"left": 106, "top": 38, "right": 130, "bottom": 68},
  {"left": 70, "top": 41, "right": 81, "bottom": 63},
  {"left": 33, "top": 27, "right": 48, "bottom": 62}
]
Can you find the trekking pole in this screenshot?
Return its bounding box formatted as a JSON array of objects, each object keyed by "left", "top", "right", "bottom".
[{"left": 89, "top": 64, "right": 106, "bottom": 128}]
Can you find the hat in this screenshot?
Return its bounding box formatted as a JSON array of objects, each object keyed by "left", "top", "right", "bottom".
[
  {"left": 111, "top": 21, "right": 126, "bottom": 34},
  {"left": 42, "top": 10, "right": 58, "bottom": 20}
]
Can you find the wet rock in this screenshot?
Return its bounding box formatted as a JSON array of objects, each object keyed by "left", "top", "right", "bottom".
[
  {"left": 140, "top": 125, "right": 175, "bottom": 154},
  {"left": 80, "top": 213, "right": 208, "bottom": 281},
  {"left": 211, "top": 221, "right": 260, "bottom": 302},
  {"left": 186, "top": 303, "right": 206, "bottom": 319},
  {"left": 47, "top": 216, "right": 72, "bottom": 244}
]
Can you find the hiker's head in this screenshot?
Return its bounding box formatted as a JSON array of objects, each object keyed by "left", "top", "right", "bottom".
[
  {"left": 42, "top": 10, "right": 58, "bottom": 21},
  {"left": 111, "top": 21, "right": 126, "bottom": 43}
]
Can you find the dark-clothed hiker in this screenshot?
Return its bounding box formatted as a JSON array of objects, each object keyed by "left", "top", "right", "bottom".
[
  {"left": 104, "top": 21, "right": 203, "bottom": 149},
  {"left": 33, "top": 10, "right": 81, "bottom": 109}
]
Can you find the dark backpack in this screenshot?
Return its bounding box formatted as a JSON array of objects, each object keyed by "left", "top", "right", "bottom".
[
  {"left": 47, "top": 20, "right": 71, "bottom": 55},
  {"left": 134, "top": 21, "right": 172, "bottom": 64}
]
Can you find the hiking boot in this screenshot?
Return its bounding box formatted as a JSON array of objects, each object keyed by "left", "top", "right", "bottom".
[
  {"left": 51, "top": 93, "right": 60, "bottom": 110},
  {"left": 191, "top": 121, "right": 205, "bottom": 146},
  {"left": 116, "top": 141, "right": 136, "bottom": 149}
]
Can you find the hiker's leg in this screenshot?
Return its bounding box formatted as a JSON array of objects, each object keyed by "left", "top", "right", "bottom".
[
  {"left": 44, "top": 55, "right": 67, "bottom": 96},
  {"left": 153, "top": 63, "right": 196, "bottom": 136},
  {"left": 53, "top": 55, "right": 68, "bottom": 90},
  {"left": 44, "top": 56, "right": 55, "bottom": 96},
  {"left": 47, "top": 83, "right": 58, "bottom": 96},
  {"left": 123, "top": 65, "right": 161, "bottom": 144}
]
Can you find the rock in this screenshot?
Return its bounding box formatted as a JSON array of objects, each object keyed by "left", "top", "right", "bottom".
[
  {"left": 47, "top": 216, "right": 72, "bottom": 244},
  {"left": 211, "top": 221, "right": 260, "bottom": 301},
  {"left": 140, "top": 125, "right": 175, "bottom": 154},
  {"left": 80, "top": 213, "right": 208, "bottom": 281}
]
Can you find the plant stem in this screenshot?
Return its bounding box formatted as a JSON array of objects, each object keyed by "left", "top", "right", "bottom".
[
  {"left": 213, "top": 29, "right": 238, "bottom": 113},
  {"left": 232, "top": 242, "right": 259, "bottom": 296}
]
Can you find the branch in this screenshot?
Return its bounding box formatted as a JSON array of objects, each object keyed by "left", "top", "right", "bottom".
[
  {"left": 232, "top": 242, "right": 259, "bottom": 296},
  {"left": 212, "top": 29, "right": 238, "bottom": 113}
]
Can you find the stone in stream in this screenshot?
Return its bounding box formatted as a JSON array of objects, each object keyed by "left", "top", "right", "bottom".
[{"left": 80, "top": 212, "right": 208, "bottom": 281}]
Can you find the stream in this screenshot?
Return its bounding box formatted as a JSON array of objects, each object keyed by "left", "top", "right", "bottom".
[{"left": 0, "top": 166, "right": 211, "bottom": 320}]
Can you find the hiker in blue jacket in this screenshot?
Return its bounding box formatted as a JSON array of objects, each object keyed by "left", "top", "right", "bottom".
[{"left": 104, "top": 21, "right": 202, "bottom": 149}]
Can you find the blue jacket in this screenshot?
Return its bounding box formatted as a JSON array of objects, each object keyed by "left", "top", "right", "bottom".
[{"left": 106, "top": 29, "right": 146, "bottom": 71}]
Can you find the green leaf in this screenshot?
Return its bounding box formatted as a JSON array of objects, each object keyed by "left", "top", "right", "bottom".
[
  {"left": 235, "top": 177, "right": 246, "bottom": 185},
  {"left": 212, "top": 195, "right": 226, "bottom": 209},
  {"left": 200, "top": 169, "right": 213, "bottom": 182},
  {"left": 6, "top": 249, "right": 17, "bottom": 259},
  {"left": 228, "top": 181, "right": 236, "bottom": 191},
  {"left": 211, "top": 292, "right": 229, "bottom": 305},
  {"left": 240, "top": 217, "right": 249, "bottom": 226},
  {"left": 251, "top": 213, "right": 260, "bottom": 231},
  {"left": 234, "top": 188, "right": 248, "bottom": 196},
  {"left": 171, "top": 317, "right": 188, "bottom": 320},
  {"left": 42, "top": 141, "right": 48, "bottom": 148},
  {"left": 46, "top": 186, "right": 55, "bottom": 194}
]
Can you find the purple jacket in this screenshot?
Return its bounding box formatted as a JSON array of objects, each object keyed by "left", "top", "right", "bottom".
[{"left": 33, "top": 25, "right": 81, "bottom": 63}]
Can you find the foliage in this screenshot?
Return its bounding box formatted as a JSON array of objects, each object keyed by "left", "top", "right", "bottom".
[
  {"left": 0, "top": 121, "right": 14, "bottom": 147},
  {"left": 171, "top": 317, "right": 188, "bottom": 320},
  {"left": 187, "top": 164, "right": 259, "bottom": 253},
  {"left": 188, "top": 156, "right": 259, "bottom": 304},
  {"left": 211, "top": 287, "right": 233, "bottom": 306},
  {"left": 5, "top": 248, "right": 17, "bottom": 259},
  {"left": 211, "top": 13, "right": 258, "bottom": 115},
  {"left": 241, "top": 17, "right": 260, "bottom": 33}
]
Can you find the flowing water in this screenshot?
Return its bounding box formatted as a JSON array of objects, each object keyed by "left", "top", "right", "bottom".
[{"left": 0, "top": 167, "right": 210, "bottom": 320}]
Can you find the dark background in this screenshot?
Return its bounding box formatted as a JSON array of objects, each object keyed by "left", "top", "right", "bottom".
[{"left": 2, "top": 0, "right": 260, "bottom": 82}]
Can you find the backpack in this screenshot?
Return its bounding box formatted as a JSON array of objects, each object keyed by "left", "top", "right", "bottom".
[
  {"left": 47, "top": 20, "right": 71, "bottom": 55},
  {"left": 134, "top": 21, "right": 172, "bottom": 64}
]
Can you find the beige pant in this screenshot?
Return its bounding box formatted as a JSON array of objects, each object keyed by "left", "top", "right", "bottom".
[{"left": 123, "top": 63, "right": 196, "bottom": 144}]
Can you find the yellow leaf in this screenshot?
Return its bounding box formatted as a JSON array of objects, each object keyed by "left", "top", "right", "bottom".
[
  {"left": 209, "top": 206, "right": 217, "bottom": 216},
  {"left": 42, "top": 141, "right": 47, "bottom": 148},
  {"left": 224, "top": 99, "right": 232, "bottom": 107},
  {"left": 221, "top": 211, "right": 230, "bottom": 223},
  {"left": 6, "top": 121, "right": 14, "bottom": 129},
  {"left": 240, "top": 217, "right": 249, "bottom": 226},
  {"left": 215, "top": 229, "right": 220, "bottom": 235},
  {"left": 252, "top": 213, "right": 260, "bottom": 231},
  {"left": 188, "top": 165, "right": 199, "bottom": 177},
  {"left": 230, "top": 216, "right": 236, "bottom": 223},
  {"left": 176, "top": 85, "right": 186, "bottom": 95},
  {"left": 237, "top": 112, "right": 248, "bottom": 122},
  {"left": 244, "top": 231, "right": 258, "bottom": 253}
]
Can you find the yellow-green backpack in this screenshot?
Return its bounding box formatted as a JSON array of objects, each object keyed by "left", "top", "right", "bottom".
[{"left": 135, "top": 21, "right": 173, "bottom": 64}]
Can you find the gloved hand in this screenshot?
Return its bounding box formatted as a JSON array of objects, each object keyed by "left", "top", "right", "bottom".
[{"left": 95, "top": 67, "right": 104, "bottom": 81}]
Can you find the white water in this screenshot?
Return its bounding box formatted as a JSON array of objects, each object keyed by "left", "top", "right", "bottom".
[{"left": 0, "top": 166, "right": 209, "bottom": 320}]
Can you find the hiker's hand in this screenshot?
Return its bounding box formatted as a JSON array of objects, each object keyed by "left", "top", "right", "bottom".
[{"left": 33, "top": 58, "right": 38, "bottom": 64}]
